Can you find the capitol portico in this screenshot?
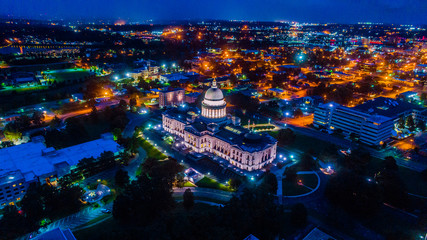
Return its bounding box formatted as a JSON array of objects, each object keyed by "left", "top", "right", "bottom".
[{"left": 162, "top": 80, "right": 277, "bottom": 171}]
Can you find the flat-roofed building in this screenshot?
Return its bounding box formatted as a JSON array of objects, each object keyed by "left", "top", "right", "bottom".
[
  {"left": 158, "top": 87, "right": 185, "bottom": 107},
  {"left": 0, "top": 134, "right": 122, "bottom": 207},
  {"left": 314, "top": 101, "right": 394, "bottom": 146}
]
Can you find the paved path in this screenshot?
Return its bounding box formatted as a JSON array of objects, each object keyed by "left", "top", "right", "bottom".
[{"left": 17, "top": 203, "right": 113, "bottom": 240}]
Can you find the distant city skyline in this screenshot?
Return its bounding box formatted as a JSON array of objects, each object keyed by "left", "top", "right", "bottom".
[{"left": 1, "top": 0, "right": 427, "bottom": 25}]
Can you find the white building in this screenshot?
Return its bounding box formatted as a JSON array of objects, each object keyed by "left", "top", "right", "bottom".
[
  {"left": 162, "top": 80, "right": 277, "bottom": 171},
  {"left": 0, "top": 134, "right": 121, "bottom": 207},
  {"left": 314, "top": 102, "right": 394, "bottom": 146}
]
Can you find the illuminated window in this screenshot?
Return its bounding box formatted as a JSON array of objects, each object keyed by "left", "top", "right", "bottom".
[{"left": 12, "top": 184, "right": 16, "bottom": 188}]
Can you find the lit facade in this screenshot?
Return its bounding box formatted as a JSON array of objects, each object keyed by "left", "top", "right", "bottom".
[
  {"left": 158, "top": 88, "right": 185, "bottom": 107},
  {"left": 162, "top": 80, "right": 277, "bottom": 171}
]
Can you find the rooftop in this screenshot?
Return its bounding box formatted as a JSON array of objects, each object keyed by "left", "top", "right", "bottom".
[
  {"left": 0, "top": 137, "right": 121, "bottom": 181},
  {"left": 352, "top": 97, "right": 422, "bottom": 119},
  {"left": 302, "top": 227, "right": 335, "bottom": 240},
  {"left": 35, "top": 228, "right": 77, "bottom": 240}
]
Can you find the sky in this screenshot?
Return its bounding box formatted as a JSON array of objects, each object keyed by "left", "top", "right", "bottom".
[{"left": 1, "top": 0, "right": 427, "bottom": 25}]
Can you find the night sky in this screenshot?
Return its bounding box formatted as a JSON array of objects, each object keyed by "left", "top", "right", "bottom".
[{"left": 1, "top": 0, "right": 427, "bottom": 24}]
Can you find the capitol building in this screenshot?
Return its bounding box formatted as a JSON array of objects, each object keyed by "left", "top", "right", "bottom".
[{"left": 162, "top": 80, "right": 277, "bottom": 171}]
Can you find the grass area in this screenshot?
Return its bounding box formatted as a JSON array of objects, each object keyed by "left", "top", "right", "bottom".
[
  {"left": 183, "top": 181, "right": 196, "bottom": 187},
  {"left": 282, "top": 173, "right": 318, "bottom": 196},
  {"left": 140, "top": 139, "right": 167, "bottom": 160},
  {"left": 290, "top": 133, "right": 335, "bottom": 153},
  {"left": 0, "top": 85, "right": 49, "bottom": 94},
  {"left": 44, "top": 68, "right": 91, "bottom": 83},
  {"left": 196, "top": 176, "right": 232, "bottom": 192}
]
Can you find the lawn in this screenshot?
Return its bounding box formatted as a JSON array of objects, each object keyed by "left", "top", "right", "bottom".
[
  {"left": 44, "top": 68, "right": 91, "bottom": 83},
  {"left": 196, "top": 176, "right": 232, "bottom": 192},
  {"left": 269, "top": 130, "right": 334, "bottom": 153},
  {"left": 290, "top": 133, "right": 336, "bottom": 153},
  {"left": 0, "top": 85, "right": 49, "bottom": 94},
  {"left": 183, "top": 181, "right": 196, "bottom": 187},
  {"left": 282, "top": 173, "right": 318, "bottom": 196},
  {"left": 140, "top": 139, "right": 167, "bottom": 160}
]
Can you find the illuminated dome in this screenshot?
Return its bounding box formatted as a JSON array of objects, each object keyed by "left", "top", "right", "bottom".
[
  {"left": 201, "top": 80, "right": 227, "bottom": 120},
  {"left": 205, "top": 85, "right": 224, "bottom": 101}
]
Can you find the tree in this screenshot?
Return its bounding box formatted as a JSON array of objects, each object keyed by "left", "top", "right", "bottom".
[
  {"left": 421, "top": 92, "right": 427, "bottom": 104},
  {"left": 284, "top": 167, "right": 297, "bottom": 183},
  {"left": 0, "top": 205, "right": 28, "bottom": 240},
  {"left": 260, "top": 172, "right": 278, "bottom": 194},
  {"left": 277, "top": 128, "right": 296, "bottom": 145},
  {"left": 290, "top": 203, "right": 307, "bottom": 227},
  {"left": 175, "top": 172, "right": 185, "bottom": 188},
  {"left": 112, "top": 128, "right": 122, "bottom": 141},
  {"left": 20, "top": 183, "right": 44, "bottom": 230},
  {"left": 406, "top": 115, "right": 416, "bottom": 131},
  {"left": 300, "top": 152, "right": 316, "bottom": 170},
  {"left": 31, "top": 111, "right": 45, "bottom": 126},
  {"left": 293, "top": 108, "right": 303, "bottom": 118},
  {"left": 183, "top": 188, "right": 194, "bottom": 211},
  {"left": 129, "top": 98, "right": 137, "bottom": 112},
  {"left": 397, "top": 116, "right": 406, "bottom": 129},
  {"left": 384, "top": 156, "right": 398, "bottom": 171},
  {"left": 325, "top": 169, "right": 382, "bottom": 217},
  {"left": 219, "top": 187, "right": 286, "bottom": 239},
  {"left": 113, "top": 157, "right": 182, "bottom": 224},
  {"left": 118, "top": 99, "right": 128, "bottom": 111},
  {"left": 49, "top": 115, "right": 62, "bottom": 129},
  {"left": 345, "top": 148, "right": 371, "bottom": 174},
  {"left": 375, "top": 169, "right": 408, "bottom": 208},
  {"left": 115, "top": 169, "right": 130, "bottom": 189},
  {"left": 422, "top": 169, "right": 427, "bottom": 182},
  {"left": 3, "top": 123, "right": 22, "bottom": 142},
  {"left": 417, "top": 120, "right": 426, "bottom": 131},
  {"left": 229, "top": 73, "right": 238, "bottom": 85},
  {"left": 90, "top": 106, "right": 98, "bottom": 122},
  {"left": 229, "top": 177, "right": 242, "bottom": 190}
]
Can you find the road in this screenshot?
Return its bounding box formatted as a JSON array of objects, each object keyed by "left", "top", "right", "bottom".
[{"left": 60, "top": 99, "right": 120, "bottom": 121}]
